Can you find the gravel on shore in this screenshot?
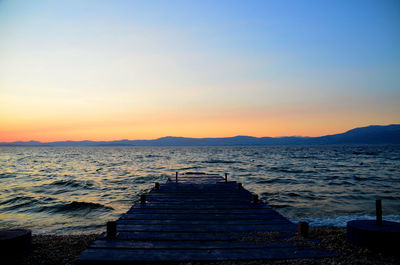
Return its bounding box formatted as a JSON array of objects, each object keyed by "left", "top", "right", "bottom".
[
  {"left": 5, "top": 227, "right": 399, "bottom": 265},
  {"left": 5, "top": 234, "right": 97, "bottom": 265}
]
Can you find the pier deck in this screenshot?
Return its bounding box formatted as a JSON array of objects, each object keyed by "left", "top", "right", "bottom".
[{"left": 77, "top": 173, "right": 334, "bottom": 264}]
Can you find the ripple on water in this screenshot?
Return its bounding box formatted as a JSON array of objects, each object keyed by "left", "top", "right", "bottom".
[
  {"left": 0, "top": 145, "right": 399, "bottom": 234},
  {"left": 44, "top": 201, "right": 113, "bottom": 213},
  {"left": 202, "top": 159, "right": 239, "bottom": 164},
  {"left": 49, "top": 179, "right": 96, "bottom": 189}
]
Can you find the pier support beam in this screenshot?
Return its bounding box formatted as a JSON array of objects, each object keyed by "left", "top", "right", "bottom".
[
  {"left": 298, "top": 222, "right": 309, "bottom": 237},
  {"left": 376, "top": 199, "right": 382, "bottom": 225},
  {"left": 155, "top": 182, "right": 160, "bottom": 190},
  {"left": 106, "top": 221, "right": 116, "bottom": 239},
  {"left": 251, "top": 194, "right": 258, "bottom": 204},
  {"left": 140, "top": 194, "right": 146, "bottom": 204}
]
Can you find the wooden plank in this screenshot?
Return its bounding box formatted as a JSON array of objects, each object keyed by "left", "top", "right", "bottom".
[
  {"left": 144, "top": 199, "right": 254, "bottom": 203},
  {"left": 141, "top": 193, "right": 254, "bottom": 198},
  {"left": 116, "top": 223, "right": 297, "bottom": 232},
  {"left": 126, "top": 208, "right": 275, "bottom": 214},
  {"left": 146, "top": 195, "right": 252, "bottom": 199},
  {"left": 144, "top": 198, "right": 254, "bottom": 203},
  {"left": 144, "top": 197, "right": 255, "bottom": 203},
  {"left": 120, "top": 212, "right": 286, "bottom": 220},
  {"left": 149, "top": 188, "right": 251, "bottom": 193},
  {"left": 171, "top": 176, "right": 223, "bottom": 179},
  {"left": 173, "top": 178, "right": 223, "bottom": 181},
  {"left": 160, "top": 182, "right": 234, "bottom": 186},
  {"left": 177, "top": 175, "right": 222, "bottom": 177},
  {"left": 116, "top": 219, "right": 290, "bottom": 225},
  {"left": 77, "top": 247, "right": 335, "bottom": 263},
  {"left": 103, "top": 231, "right": 296, "bottom": 241},
  {"left": 129, "top": 204, "right": 271, "bottom": 210},
  {"left": 89, "top": 240, "right": 298, "bottom": 249},
  {"left": 177, "top": 176, "right": 222, "bottom": 178},
  {"left": 157, "top": 185, "right": 238, "bottom": 189},
  {"left": 113, "top": 231, "right": 249, "bottom": 241},
  {"left": 147, "top": 192, "right": 249, "bottom": 196},
  {"left": 155, "top": 186, "right": 241, "bottom": 191},
  {"left": 146, "top": 192, "right": 252, "bottom": 197},
  {"left": 150, "top": 189, "right": 250, "bottom": 193},
  {"left": 175, "top": 177, "right": 222, "bottom": 180}
]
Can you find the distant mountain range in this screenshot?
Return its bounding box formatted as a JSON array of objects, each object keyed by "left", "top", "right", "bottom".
[{"left": 1, "top": 124, "right": 399, "bottom": 146}]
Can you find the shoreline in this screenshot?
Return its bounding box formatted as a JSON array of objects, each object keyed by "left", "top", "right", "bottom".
[{"left": 6, "top": 227, "right": 399, "bottom": 265}]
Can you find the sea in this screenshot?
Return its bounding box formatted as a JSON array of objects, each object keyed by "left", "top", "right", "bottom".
[{"left": 0, "top": 145, "right": 399, "bottom": 234}]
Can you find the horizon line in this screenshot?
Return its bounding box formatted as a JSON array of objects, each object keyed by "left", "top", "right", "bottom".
[
  {"left": 1, "top": 124, "right": 399, "bottom": 143},
  {"left": 1, "top": 135, "right": 311, "bottom": 144}
]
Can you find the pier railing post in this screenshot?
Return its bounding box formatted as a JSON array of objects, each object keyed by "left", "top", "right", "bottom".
[
  {"left": 252, "top": 194, "right": 258, "bottom": 204},
  {"left": 175, "top": 172, "right": 178, "bottom": 182},
  {"left": 155, "top": 182, "right": 160, "bottom": 190},
  {"left": 237, "top": 183, "right": 242, "bottom": 190},
  {"left": 376, "top": 199, "right": 382, "bottom": 225},
  {"left": 298, "top": 222, "right": 309, "bottom": 237},
  {"left": 225, "top": 173, "right": 228, "bottom": 182},
  {"left": 106, "top": 221, "right": 117, "bottom": 239},
  {"left": 140, "top": 194, "right": 146, "bottom": 204}
]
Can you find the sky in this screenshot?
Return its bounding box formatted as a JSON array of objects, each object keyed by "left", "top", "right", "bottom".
[{"left": 0, "top": 0, "right": 399, "bottom": 142}]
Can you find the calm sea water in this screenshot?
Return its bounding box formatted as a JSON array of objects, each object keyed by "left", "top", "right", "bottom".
[{"left": 0, "top": 146, "right": 399, "bottom": 234}]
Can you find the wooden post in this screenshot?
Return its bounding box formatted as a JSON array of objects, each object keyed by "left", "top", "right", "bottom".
[
  {"left": 225, "top": 173, "right": 228, "bottom": 182},
  {"left": 252, "top": 194, "right": 258, "bottom": 204},
  {"left": 107, "top": 221, "right": 117, "bottom": 239},
  {"left": 0, "top": 229, "right": 32, "bottom": 253},
  {"left": 298, "top": 222, "right": 309, "bottom": 237},
  {"left": 155, "top": 182, "right": 160, "bottom": 190},
  {"left": 237, "top": 183, "right": 242, "bottom": 190},
  {"left": 376, "top": 199, "right": 382, "bottom": 225},
  {"left": 175, "top": 172, "right": 178, "bottom": 182},
  {"left": 140, "top": 194, "right": 146, "bottom": 204}
]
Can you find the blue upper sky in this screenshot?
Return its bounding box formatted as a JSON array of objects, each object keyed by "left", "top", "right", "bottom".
[{"left": 0, "top": 0, "right": 399, "bottom": 141}]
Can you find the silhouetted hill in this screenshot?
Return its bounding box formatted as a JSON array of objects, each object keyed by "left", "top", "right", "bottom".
[
  {"left": 1, "top": 124, "right": 399, "bottom": 146},
  {"left": 310, "top": 124, "right": 400, "bottom": 144}
]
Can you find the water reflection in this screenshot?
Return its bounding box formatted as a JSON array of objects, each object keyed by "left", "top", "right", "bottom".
[{"left": 0, "top": 145, "right": 399, "bottom": 233}]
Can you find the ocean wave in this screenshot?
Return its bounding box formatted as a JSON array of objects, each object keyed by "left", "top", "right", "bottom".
[
  {"left": 0, "top": 196, "right": 39, "bottom": 209},
  {"left": 177, "top": 166, "right": 202, "bottom": 171},
  {"left": 268, "top": 166, "right": 307, "bottom": 174},
  {"left": 287, "top": 192, "right": 301, "bottom": 197},
  {"left": 49, "top": 179, "right": 95, "bottom": 189},
  {"left": 45, "top": 201, "right": 113, "bottom": 213},
  {"left": 256, "top": 178, "right": 293, "bottom": 184},
  {"left": 0, "top": 173, "right": 16, "bottom": 179},
  {"left": 269, "top": 204, "right": 290, "bottom": 209},
  {"left": 145, "top": 154, "right": 163, "bottom": 158},
  {"left": 352, "top": 151, "right": 380, "bottom": 156},
  {"left": 129, "top": 174, "right": 168, "bottom": 184},
  {"left": 292, "top": 214, "right": 400, "bottom": 227},
  {"left": 202, "top": 159, "right": 239, "bottom": 164},
  {"left": 0, "top": 195, "right": 57, "bottom": 212}
]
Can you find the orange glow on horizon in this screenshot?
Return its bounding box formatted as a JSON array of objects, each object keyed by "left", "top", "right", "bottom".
[{"left": 1, "top": 104, "right": 398, "bottom": 142}]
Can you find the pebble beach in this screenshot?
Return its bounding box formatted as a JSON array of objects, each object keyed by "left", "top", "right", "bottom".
[{"left": 5, "top": 227, "right": 399, "bottom": 265}]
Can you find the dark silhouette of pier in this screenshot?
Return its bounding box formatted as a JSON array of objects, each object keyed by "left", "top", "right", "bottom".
[{"left": 77, "top": 172, "right": 334, "bottom": 263}]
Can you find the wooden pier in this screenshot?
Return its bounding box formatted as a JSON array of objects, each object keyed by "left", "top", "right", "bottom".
[{"left": 77, "top": 172, "right": 334, "bottom": 264}]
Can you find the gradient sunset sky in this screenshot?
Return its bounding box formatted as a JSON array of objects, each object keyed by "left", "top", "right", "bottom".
[{"left": 1, "top": 0, "right": 399, "bottom": 142}]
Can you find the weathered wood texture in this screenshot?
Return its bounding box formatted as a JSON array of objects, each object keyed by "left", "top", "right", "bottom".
[{"left": 77, "top": 173, "right": 335, "bottom": 264}]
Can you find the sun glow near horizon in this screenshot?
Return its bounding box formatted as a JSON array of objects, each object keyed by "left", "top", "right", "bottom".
[{"left": 1, "top": 1, "right": 399, "bottom": 142}]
